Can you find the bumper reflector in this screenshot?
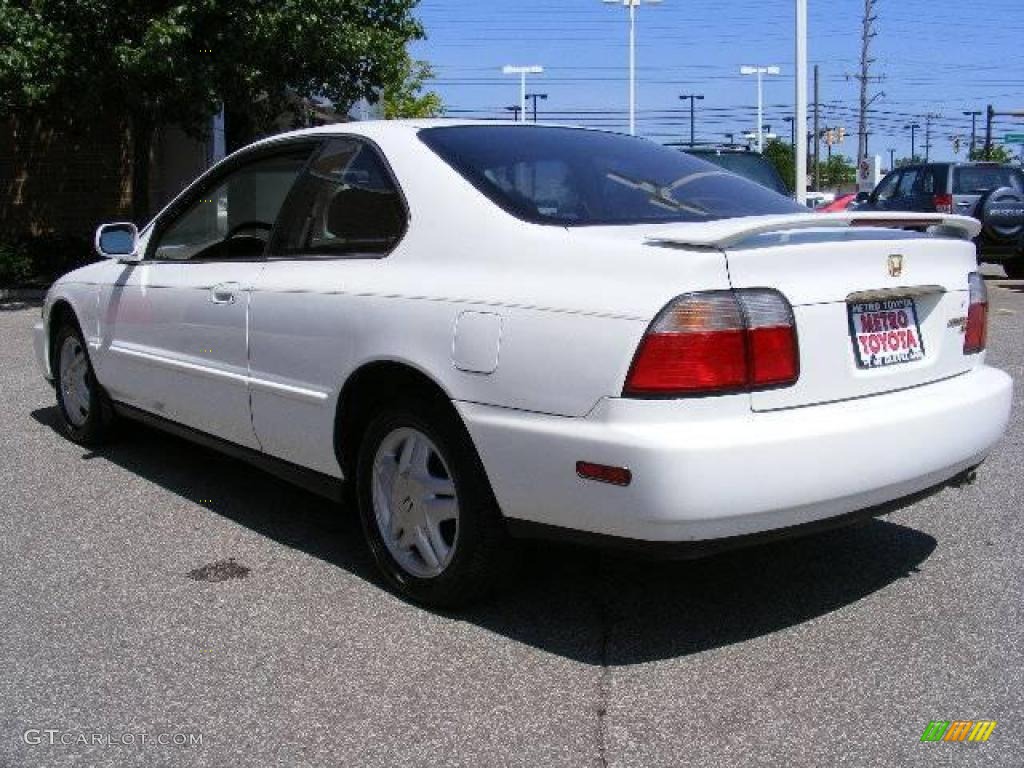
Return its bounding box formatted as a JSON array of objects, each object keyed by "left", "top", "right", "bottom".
[{"left": 576, "top": 461, "right": 632, "bottom": 487}]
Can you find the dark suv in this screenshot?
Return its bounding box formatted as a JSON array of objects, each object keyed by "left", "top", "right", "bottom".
[
  {"left": 860, "top": 162, "right": 1024, "bottom": 277},
  {"left": 671, "top": 145, "right": 791, "bottom": 198}
]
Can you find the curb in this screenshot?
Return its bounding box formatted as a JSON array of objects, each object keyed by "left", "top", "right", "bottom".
[{"left": 0, "top": 288, "right": 47, "bottom": 301}]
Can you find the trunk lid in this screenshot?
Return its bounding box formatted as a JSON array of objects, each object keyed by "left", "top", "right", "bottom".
[{"left": 722, "top": 229, "right": 978, "bottom": 411}]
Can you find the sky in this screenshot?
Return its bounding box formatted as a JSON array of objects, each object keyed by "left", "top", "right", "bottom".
[{"left": 409, "top": 0, "right": 1024, "bottom": 165}]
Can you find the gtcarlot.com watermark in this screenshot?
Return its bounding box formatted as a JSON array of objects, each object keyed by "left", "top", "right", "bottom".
[{"left": 23, "top": 729, "right": 203, "bottom": 747}]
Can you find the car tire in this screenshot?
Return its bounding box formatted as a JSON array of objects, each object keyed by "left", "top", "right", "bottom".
[
  {"left": 976, "top": 186, "right": 1024, "bottom": 251},
  {"left": 355, "top": 397, "right": 509, "bottom": 608},
  {"left": 53, "top": 321, "right": 115, "bottom": 446}
]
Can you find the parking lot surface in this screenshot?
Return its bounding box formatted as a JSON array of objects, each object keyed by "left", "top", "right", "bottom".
[{"left": 1, "top": 278, "right": 1022, "bottom": 768}]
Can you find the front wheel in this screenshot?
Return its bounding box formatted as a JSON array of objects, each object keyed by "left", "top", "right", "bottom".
[
  {"left": 53, "top": 322, "right": 114, "bottom": 445},
  {"left": 355, "top": 400, "right": 508, "bottom": 607}
]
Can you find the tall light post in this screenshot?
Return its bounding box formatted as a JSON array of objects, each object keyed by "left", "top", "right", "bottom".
[
  {"left": 502, "top": 65, "right": 544, "bottom": 123},
  {"left": 794, "top": 0, "right": 808, "bottom": 205},
  {"left": 526, "top": 93, "right": 548, "bottom": 123},
  {"left": 963, "top": 110, "right": 982, "bottom": 155},
  {"left": 603, "top": 0, "right": 663, "bottom": 136},
  {"left": 740, "top": 65, "right": 781, "bottom": 153},
  {"left": 905, "top": 122, "right": 921, "bottom": 160},
  {"left": 679, "top": 94, "right": 704, "bottom": 146}
]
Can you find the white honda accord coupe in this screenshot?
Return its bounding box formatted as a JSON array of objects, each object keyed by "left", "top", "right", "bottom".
[{"left": 34, "top": 121, "right": 1012, "bottom": 606}]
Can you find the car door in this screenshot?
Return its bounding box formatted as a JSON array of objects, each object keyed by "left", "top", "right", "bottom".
[
  {"left": 97, "top": 143, "right": 316, "bottom": 449},
  {"left": 246, "top": 137, "right": 410, "bottom": 476}
]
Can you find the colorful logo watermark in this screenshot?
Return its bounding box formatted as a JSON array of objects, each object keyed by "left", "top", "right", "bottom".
[{"left": 920, "top": 720, "right": 997, "bottom": 743}]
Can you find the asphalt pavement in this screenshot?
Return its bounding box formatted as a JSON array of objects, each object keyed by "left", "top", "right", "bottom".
[{"left": 1, "top": 277, "right": 1022, "bottom": 768}]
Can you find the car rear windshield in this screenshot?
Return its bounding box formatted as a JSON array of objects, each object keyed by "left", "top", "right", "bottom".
[
  {"left": 418, "top": 126, "right": 802, "bottom": 226},
  {"left": 953, "top": 166, "right": 1024, "bottom": 194},
  {"left": 683, "top": 150, "right": 791, "bottom": 196}
]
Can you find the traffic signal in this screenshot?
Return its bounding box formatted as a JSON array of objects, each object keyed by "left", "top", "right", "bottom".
[{"left": 837, "top": 127, "right": 846, "bottom": 143}]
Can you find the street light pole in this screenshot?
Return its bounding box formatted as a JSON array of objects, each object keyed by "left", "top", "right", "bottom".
[
  {"left": 794, "top": 0, "right": 808, "bottom": 205},
  {"left": 963, "top": 110, "right": 982, "bottom": 155},
  {"left": 679, "top": 94, "right": 704, "bottom": 146},
  {"left": 741, "top": 65, "right": 781, "bottom": 153},
  {"left": 604, "top": 0, "right": 662, "bottom": 136},
  {"left": 526, "top": 93, "right": 548, "bottom": 123},
  {"left": 502, "top": 65, "right": 544, "bottom": 123},
  {"left": 905, "top": 122, "right": 921, "bottom": 160}
]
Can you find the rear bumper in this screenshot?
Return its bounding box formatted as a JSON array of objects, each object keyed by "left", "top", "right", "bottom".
[{"left": 457, "top": 365, "right": 1012, "bottom": 543}]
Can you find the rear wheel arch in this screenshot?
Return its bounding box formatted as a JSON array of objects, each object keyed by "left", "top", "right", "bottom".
[{"left": 334, "top": 361, "right": 468, "bottom": 481}]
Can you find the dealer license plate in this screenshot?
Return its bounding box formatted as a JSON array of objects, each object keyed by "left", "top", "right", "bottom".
[{"left": 848, "top": 297, "right": 925, "bottom": 369}]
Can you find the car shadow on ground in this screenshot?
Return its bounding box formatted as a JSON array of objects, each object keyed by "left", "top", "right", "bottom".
[{"left": 32, "top": 405, "right": 938, "bottom": 667}]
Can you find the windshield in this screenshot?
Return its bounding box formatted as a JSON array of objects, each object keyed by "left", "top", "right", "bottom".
[
  {"left": 419, "top": 126, "right": 803, "bottom": 226},
  {"left": 684, "top": 150, "right": 791, "bottom": 196},
  {"left": 953, "top": 166, "right": 1024, "bottom": 194}
]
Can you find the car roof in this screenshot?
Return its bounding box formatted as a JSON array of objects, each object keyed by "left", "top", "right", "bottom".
[{"left": 248, "top": 119, "right": 622, "bottom": 150}]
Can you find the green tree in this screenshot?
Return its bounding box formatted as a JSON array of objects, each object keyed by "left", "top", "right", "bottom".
[
  {"left": 383, "top": 57, "right": 443, "bottom": 119},
  {"left": 970, "top": 144, "right": 1014, "bottom": 163},
  {"left": 0, "top": 0, "right": 424, "bottom": 221},
  {"left": 819, "top": 154, "right": 856, "bottom": 187},
  {"left": 762, "top": 139, "right": 795, "bottom": 193}
]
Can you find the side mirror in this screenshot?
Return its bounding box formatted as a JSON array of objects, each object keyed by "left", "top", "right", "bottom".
[{"left": 95, "top": 222, "right": 141, "bottom": 262}]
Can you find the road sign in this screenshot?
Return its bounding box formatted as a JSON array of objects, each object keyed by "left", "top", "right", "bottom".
[{"left": 1005, "top": 133, "right": 1024, "bottom": 143}]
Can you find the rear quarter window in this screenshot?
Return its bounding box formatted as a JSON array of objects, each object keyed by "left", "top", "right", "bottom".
[{"left": 954, "top": 166, "right": 1024, "bottom": 194}]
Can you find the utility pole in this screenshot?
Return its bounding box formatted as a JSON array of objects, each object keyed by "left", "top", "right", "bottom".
[
  {"left": 502, "top": 65, "right": 544, "bottom": 123},
  {"left": 923, "top": 113, "right": 938, "bottom": 162},
  {"left": 526, "top": 93, "right": 548, "bottom": 123},
  {"left": 983, "top": 105, "right": 1024, "bottom": 159},
  {"left": 854, "top": 0, "right": 883, "bottom": 165},
  {"left": 963, "top": 110, "right": 982, "bottom": 155},
  {"left": 679, "top": 94, "right": 704, "bottom": 146},
  {"left": 813, "top": 64, "right": 820, "bottom": 191}
]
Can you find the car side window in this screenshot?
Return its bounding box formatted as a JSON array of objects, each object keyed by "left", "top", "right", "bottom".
[
  {"left": 272, "top": 139, "right": 407, "bottom": 258},
  {"left": 151, "top": 148, "right": 313, "bottom": 262},
  {"left": 896, "top": 168, "right": 919, "bottom": 199},
  {"left": 913, "top": 168, "right": 936, "bottom": 195},
  {"left": 873, "top": 172, "right": 900, "bottom": 202}
]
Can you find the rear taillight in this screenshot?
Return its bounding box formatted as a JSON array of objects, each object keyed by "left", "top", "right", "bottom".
[
  {"left": 624, "top": 289, "right": 799, "bottom": 396},
  {"left": 934, "top": 194, "right": 954, "bottom": 214},
  {"left": 964, "top": 272, "right": 988, "bottom": 354}
]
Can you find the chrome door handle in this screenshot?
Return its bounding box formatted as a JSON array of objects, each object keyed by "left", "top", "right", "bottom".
[{"left": 210, "top": 283, "right": 239, "bottom": 305}]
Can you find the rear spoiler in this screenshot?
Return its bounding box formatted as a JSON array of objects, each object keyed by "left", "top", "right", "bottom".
[{"left": 645, "top": 212, "right": 982, "bottom": 250}]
